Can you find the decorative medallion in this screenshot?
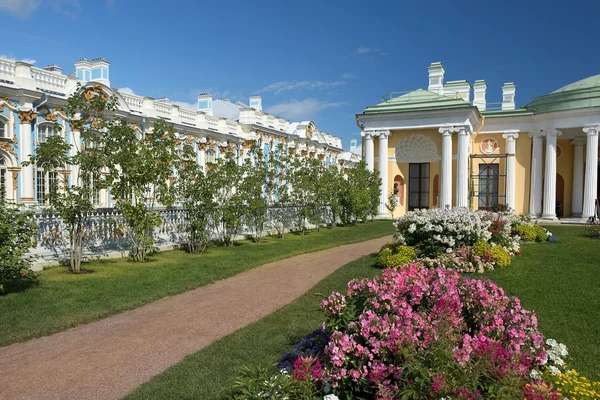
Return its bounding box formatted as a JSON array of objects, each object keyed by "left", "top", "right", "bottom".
[
  {"left": 556, "top": 145, "right": 562, "bottom": 159},
  {"left": 83, "top": 85, "right": 109, "bottom": 102},
  {"left": 480, "top": 138, "right": 499, "bottom": 154}
]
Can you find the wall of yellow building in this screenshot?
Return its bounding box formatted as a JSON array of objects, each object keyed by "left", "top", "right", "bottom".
[
  {"left": 556, "top": 139, "right": 574, "bottom": 216},
  {"left": 513, "top": 133, "right": 532, "bottom": 215}
]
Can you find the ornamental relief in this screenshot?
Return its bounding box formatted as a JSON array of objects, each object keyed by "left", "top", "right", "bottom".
[
  {"left": 0, "top": 140, "right": 17, "bottom": 159},
  {"left": 18, "top": 110, "right": 37, "bottom": 124},
  {"left": 480, "top": 138, "right": 499, "bottom": 154},
  {"left": 394, "top": 134, "right": 439, "bottom": 163}
]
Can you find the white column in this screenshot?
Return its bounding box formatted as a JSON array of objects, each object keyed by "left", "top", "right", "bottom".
[
  {"left": 456, "top": 126, "right": 470, "bottom": 208},
  {"left": 362, "top": 131, "right": 374, "bottom": 172},
  {"left": 571, "top": 138, "right": 586, "bottom": 217},
  {"left": 18, "top": 109, "right": 36, "bottom": 203},
  {"left": 582, "top": 126, "right": 599, "bottom": 220},
  {"left": 528, "top": 132, "right": 544, "bottom": 216},
  {"left": 438, "top": 126, "right": 454, "bottom": 208},
  {"left": 542, "top": 129, "right": 561, "bottom": 220},
  {"left": 503, "top": 131, "right": 519, "bottom": 210},
  {"left": 377, "top": 130, "right": 391, "bottom": 216},
  {"left": 198, "top": 145, "right": 206, "bottom": 171}
]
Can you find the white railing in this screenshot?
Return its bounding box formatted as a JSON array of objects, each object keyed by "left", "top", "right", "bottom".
[
  {"left": 226, "top": 120, "right": 238, "bottom": 132},
  {"left": 0, "top": 59, "right": 15, "bottom": 80},
  {"left": 153, "top": 101, "right": 172, "bottom": 116},
  {"left": 178, "top": 107, "right": 196, "bottom": 122},
  {"left": 30, "top": 67, "right": 67, "bottom": 90},
  {"left": 205, "top": 115, "right": 219, "bottom": 127},
  {"left": 120, "top": 92, "right": 143, "bottom": 111}
]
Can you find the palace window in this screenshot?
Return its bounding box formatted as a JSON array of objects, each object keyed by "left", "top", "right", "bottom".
[
  {"left": 408, "top": 163, "right": 429, "bottom": 211},
  {"left": 478, "top": 164, "right": 499, "bottom": 210},
  {"left": 0, "top": 120, "right": 6, "bottom": 138},
  {"left": 37, "top": 124, "right": 58, "bottom": 144},
  {"left": 36, "top": 169, "right": 58, "bottom": 204},
  {"left": 206, "top": 149, "right": 216, "bottom": 164}
]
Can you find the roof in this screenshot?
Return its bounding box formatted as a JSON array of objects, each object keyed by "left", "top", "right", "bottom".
[
  {"left": 525, "top": 74, "right": 600, "bottom": 114},
  {"left": 212, "top": 99, "right": 249, "bottom": 121},
  {"left": 362, "top": 89, "right": 472, "bottom": 114}
]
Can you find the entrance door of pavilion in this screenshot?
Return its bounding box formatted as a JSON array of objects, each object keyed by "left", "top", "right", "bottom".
[{"left": 408, "top": 163, "right": 430, "bottom": 210}]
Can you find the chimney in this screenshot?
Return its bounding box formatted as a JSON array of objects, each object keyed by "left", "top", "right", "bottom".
[
  {"left": 501, "top": 82, "right": 516, "bottom": 110},
  {"left": 197, "top": 93, "right": 213, "bottom": 116},
  {"left": 74, "top": 58, "right": 91, "bottom": 83},
  {"left": 427, "top": 62, "right": 445, "bottom": 95},
  {"left": 444, "top": 80, "right": 471, "bottom": 102},
  {"left": 249, "top": 95, "right": 262, "bottom": 112},
  {"left": 473, "top": 80, "right": 487, "bottom": 111},
  {"left": 44, "top": 64, "right": 63, "bottom": 74}
]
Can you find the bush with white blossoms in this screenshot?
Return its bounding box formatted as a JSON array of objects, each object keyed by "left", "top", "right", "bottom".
[{"left": 394, "top": 207, "right": 492, "bottom": 257}]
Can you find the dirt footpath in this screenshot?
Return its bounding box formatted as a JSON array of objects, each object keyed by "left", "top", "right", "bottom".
[{"left": 0, "top": 235, "right": 391, "bottom": 400}]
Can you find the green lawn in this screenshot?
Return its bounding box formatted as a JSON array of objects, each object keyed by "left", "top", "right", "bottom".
[
  {"left": 124, "top": 225, "right": 599, "bottom": 400},
  {"left": 482, "top": 225, "right": 600, "bottom": 381},
  {"left": 0, "top": 221, "right": 394, "bottom": 347}
]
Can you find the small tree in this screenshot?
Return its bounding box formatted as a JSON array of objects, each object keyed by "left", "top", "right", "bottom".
[
  {"left": 266, "top": 144, "right": 292, "bottom": 238},
  {"left": 386, "top": 190, "right": 398, "bottom": 220},
  {"left": 317, "top": 162, "right": 343, "bottom": 229},
  {"left": 103, "top": 119, "right": 180, "bottom": 262},
  {"left": 209, "top": 150, "right": 245, "bottom": 246},
  {"left": 240, "top": 144, "right": 269, "bottom": 243},
  {"left": 177, "top": 143, "right": 215, "bottom": 253},
  {"left": 24, "top": 85, "right": 113, "bottom": 273},
  {"left": 340, "top": 162, "right": 371, "bottom": 224},
  {"left": 0, "top": 202, "right": 38, "bottom": 293},
  {"left": 287, "top": 155, "right": 318, "bottom": 235}
]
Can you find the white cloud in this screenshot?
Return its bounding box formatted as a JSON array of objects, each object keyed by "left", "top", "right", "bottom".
[
  {"left": 266, "top": 98, "right": 345, "bottom": 120},
  {"left": 0, "top": 0, "right": 40, "bottom": 18},
  {"left": 0, "top": 54, "right": 36, "bottom": 64},
  {"left": 258, "top": 80, "right": 346, "bottom": 95},
  {"left": 347, "top": 47, "right": 389, "bottom": 57},
  {"left": 171, "top": 101, "right": 197, "bottom": 110},
  {"left": 51, "top": 0, "right": 80, "bottom": 18},
  {"left": 341, "top": 72, "right": 357, "bottom": 80},
  {"left": 117, "top": 87, "right": 137, "bottom": 95}
]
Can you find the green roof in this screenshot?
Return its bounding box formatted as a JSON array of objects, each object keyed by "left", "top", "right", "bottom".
[
  {"left": 526, "top": 74, "right": 600, "bottom": 114},
  {"left": 363, "top": 89, "right": 472, "bottom": 114}
]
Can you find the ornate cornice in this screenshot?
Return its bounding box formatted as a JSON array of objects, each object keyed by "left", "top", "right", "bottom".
[
  {"left": 0, "top": 140, "right": 17, "bottom": 158},
  {"left": 18, "top": 110, "right": 37, "bottom": 124}
]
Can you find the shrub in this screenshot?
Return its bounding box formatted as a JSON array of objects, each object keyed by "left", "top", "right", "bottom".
[
  {"left": 375, "top": 245, "right": 416, "bottom": 269},
  {"left": 441, "top": 245, "right": 495, "bottom": 273},
  {"left": 395, "top": 208, "right": 492, "bottom": 257},
  {"left": 490, "top": 246, "right": 511, "bottom": 268},
  {"left": 514, "top": 224, "right": 549, "bottom": 243},
  {"left": 533, "top": 225, "right": 550, "bottom": 242},
  {"left": 473, "top": 239, "right": 491, "bottom": 257},
  {"left": 583, "top": 221, "right": 600, "bottom": 239},
  {"left": 322, "top": 264, "right": 547, "bottom": 399},
  {"left": 232, "top": 364, "right": 317, "bottom": 399},
  {"left": 0, "top": 204, "right": 38, "bottom": 294}
]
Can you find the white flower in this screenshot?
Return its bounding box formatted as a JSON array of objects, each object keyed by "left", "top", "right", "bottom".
[
  {"left": 549, "top": 366, "right": 560, "bottom": 375},
  {"left": 546, "top": 338, "right": 557, "bottom": 347},
  {"left": 324, "top": 395, "right": 340, "bottom": 400},
  {"left": 530, "top": 369, "right": 540, "bottom": 380}
]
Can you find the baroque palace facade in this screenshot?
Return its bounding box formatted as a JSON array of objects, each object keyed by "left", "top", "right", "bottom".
[
  {"left": 357, "top": 62, "right": 600, "bottom": 221},
  {"left": 0, "top": 57, "right": 359, "bottom": 206}
]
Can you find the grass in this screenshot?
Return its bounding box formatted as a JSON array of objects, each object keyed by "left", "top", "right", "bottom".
[
  {"left": 0, "top": 221, "right": 394, "bottom": 347},
  {"left": 482, "top": 225, "right": 600, "bottom": 381},
  {"left": 124, "top": 252, "right": 383, "bottom": 400},
  {"left": 125, "top": 225, "right": 600, "bottom": 400}
]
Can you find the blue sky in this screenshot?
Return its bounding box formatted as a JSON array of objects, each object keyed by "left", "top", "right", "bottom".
[{"left": 1, "top": 0, "right": 599, "bottom": 148}]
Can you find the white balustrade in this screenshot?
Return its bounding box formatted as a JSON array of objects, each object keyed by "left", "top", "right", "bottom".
[
  {"left": 30, "top": 67, "right": 67, "bottom": 90},
  {"left": 120, "top": 93, "right": 143, "bottom": 111},
  {"left": 0, "top": 59, "right": 15, "bottom": 80}
]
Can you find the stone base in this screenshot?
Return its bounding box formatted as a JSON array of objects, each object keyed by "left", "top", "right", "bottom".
[{"left": 540, "top": 214, "right": 558, "bottom": 221}]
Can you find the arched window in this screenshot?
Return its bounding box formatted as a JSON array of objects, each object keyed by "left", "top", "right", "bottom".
[
  {"left": 0, "top": 157, "right": 6, "bottom": 201},
  {"left": 37, "top": 124, "right": 58, "bottom": 144},
  {"left": 0, "top": 120, "right": 6, "bottom": 138},
  {"left": 206, "top": 149, "right": 216, "bottom": 164}
]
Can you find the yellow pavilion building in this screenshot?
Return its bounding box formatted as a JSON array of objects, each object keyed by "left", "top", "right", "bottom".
[{"left": 357, "top": 62, "right": 600, "bottom": 221}]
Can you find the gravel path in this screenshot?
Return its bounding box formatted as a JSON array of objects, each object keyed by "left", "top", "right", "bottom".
[{"left": 0, "top": 235, "right": 391, "bottom": 400}]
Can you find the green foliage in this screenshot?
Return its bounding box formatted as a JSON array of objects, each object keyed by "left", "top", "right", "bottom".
[
  {"left": 339, "top": 161, "right": 373, "bottom": 225},
  {"left": 490, "top": 246, "right": 511, "bottom": 268},
  {"left": 176, "top": 144, "right": 215, "bottom": 253},
  {"left": 583, "top": 221, "right": 600, "bottom": 239},
  {"left": 104, "top": 119, "right": 181, "bottom": 261},
  {"left": 386, "top": 190, "right": 398, "bottom": 219},
  {"left": 232, "top": 364, "right": 317, "bottom": 400},
  {"left": 375, "top": 243, "right": 417, "bottom": 268},
  {"left": 209, "top": 151, "right": 245, "bottom": 246},
  {"left": 514, "top": 224, "right": 548, "bottom": 243},
  {"left": 473, "top": 239, "right": 492, "bottom": 257},
  {"left": 0, "top": 203, "right": 38, "bottom": 294},
  {"left": 23, "top": 84, "right": 116, "bottom": 273}
]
